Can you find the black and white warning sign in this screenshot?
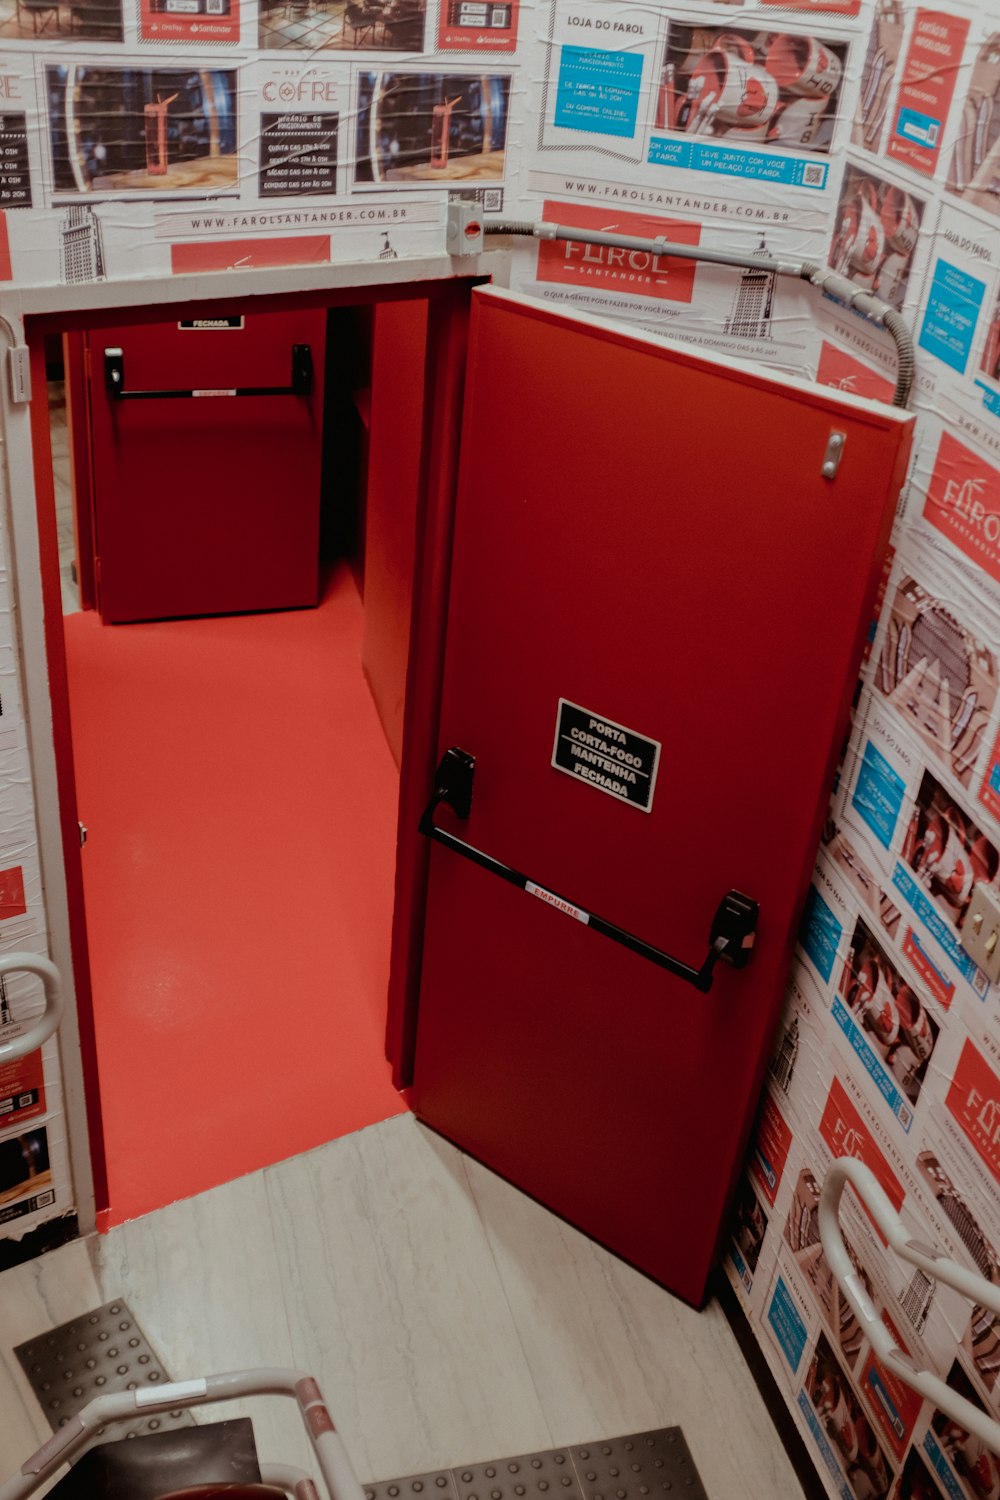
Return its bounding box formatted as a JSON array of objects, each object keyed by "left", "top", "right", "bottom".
[
  {"left": 552, "top": 699, "right": 660, "bottom": 812},
  {"left": 178, "top": 317, "right": 244, "bottom": 331}
]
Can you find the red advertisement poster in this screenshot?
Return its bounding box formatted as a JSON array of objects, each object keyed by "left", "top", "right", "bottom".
[
  {"left": 536, "top": 200, "right": 700, "bottom": 304},
  {"left": 0, "top": 1048, "right": 44, "bottom": 1127},
  {"left": 750, "top": 1093, "right": 792, "bottom": 1206},
  {"left": 0, "top": 866, "right": 27, "bottom": 922},
  {"left": 946, "top": 1038, "right": 1000, "bottom": 1185},
  {"left": 139, "top": 0, "right": 239, "bottom": 45},
  {"left": 923, "top": 431, "right": 1000, "bottom": 586},
  {"left": 887, "top": 11, "right": 969, "bottom": 176},
  {"left": 172, "top": 236, "right": 331, "bottom": 273},
  {"left": 816, "top": 341, "right": 895, "bottom": 403},
  {"left": 860, "top": 1315, "right": 923, "bottom": 1460},
  {"left": 0, "top": 213, "right": 11, "bottom": 282},
  {"left": 437, "top": 0, "right": 518, "bottom": 53},
  {"left": 819, "top": 1077, "right": 904, "bottom": 1241}
]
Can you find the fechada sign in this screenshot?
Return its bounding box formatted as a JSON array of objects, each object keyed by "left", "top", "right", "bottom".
[
  {"left": 552, "top": 699, "right": 660, "bottom": 811},
  {"left": 923, "top": 430, "right": 1000, "bottom": 585}
]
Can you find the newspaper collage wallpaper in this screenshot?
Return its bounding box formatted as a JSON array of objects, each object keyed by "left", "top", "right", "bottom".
[
  {"left": 1, "top": 0, "right": 1000, "bottom": 1491},
  {"left": 0, "top": 591, "right": 66, "bottom": 1262}
]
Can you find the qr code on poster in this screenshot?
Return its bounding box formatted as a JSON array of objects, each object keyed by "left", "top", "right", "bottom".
[
  {"left": 802, "top": 163, "right": 826, "bottom": 189},
  {"left": 451, "top": 187, "right": 503, "bottom": 213}
]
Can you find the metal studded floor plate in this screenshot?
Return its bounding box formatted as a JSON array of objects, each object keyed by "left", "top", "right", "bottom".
[
  {"left": 14, "top": 1298, "right": 195, "bottom": 1444},
  {"left": 365, "top": 1429, "right": 708, "bottom": 1500}
]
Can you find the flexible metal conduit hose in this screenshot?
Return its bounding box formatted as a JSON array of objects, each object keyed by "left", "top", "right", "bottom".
[{"left": 485, "top": 222, "right": 915, "bottom": 409}]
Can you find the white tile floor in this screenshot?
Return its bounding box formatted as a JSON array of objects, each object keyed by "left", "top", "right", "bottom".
[{"left": 0, "top": 1114, "right": 806, "bottom": 1499}]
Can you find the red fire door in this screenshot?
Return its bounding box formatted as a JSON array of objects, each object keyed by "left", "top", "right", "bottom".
[
  {"left": 408, "top": 287, "right": 913, "bottom": 1309},
  {"left": 87, "top": 308, "right": 326, "bottom": 623}
]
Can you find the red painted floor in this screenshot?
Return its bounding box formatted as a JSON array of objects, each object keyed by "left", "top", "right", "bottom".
[{"left": 63, "top": 565, "right": 408, "bottom": 1225}]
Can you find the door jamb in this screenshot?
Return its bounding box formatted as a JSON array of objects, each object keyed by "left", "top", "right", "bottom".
[{"left": 386, "top": 277, "right": 480, "bottom": 1086}]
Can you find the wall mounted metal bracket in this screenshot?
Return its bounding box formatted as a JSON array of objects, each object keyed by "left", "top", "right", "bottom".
[{"left": 0, "top": 953, "right": 63, "bottom": 1064}]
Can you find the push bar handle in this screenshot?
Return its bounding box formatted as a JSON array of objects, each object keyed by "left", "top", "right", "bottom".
[
  {"left": 820, "top": 1158, "right": 1000, "bottom": 1459},
  {"left": 0, "top": 953, "right": 63, "bottom": 1064},
  {"left": 104, "top": 344, "right": 313, "bottom": 401},
  {"left": 419, "top": 748, "right": 757, "bottom": 993}
]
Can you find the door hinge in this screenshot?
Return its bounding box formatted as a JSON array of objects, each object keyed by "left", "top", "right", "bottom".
[
  {"left": 822, "top": 429, "right": 846, "bottom": 479},
  {"left": 79, "top": 822, "right": 87, "bottom": 848},
  {"left": 7, "top": 346, "right": 31, "bottom": 404}
]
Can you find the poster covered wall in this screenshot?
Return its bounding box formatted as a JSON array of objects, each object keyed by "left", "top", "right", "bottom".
[
  {"left": 2, "top": 0, "right": 1000, "bottom": 1492},
  {"left": 0, "top": 524, "right": 75, "bottom": 1265}
]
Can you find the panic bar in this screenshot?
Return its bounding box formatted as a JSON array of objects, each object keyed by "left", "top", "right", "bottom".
[
  {"left": 420, "top": 748, "right": 758, "bottom": 994},
  {"left": 104, "top": 344, "right": 313, "bottom": 400}
]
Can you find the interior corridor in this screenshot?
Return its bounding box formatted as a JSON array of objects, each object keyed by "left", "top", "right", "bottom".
[{"left": 62, "top": 560, "right": 407, "bottom": 1222}]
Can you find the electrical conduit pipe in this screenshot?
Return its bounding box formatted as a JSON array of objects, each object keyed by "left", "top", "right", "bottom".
[{"left": 483, "top": 222, "right": 915, "bottom": 409}]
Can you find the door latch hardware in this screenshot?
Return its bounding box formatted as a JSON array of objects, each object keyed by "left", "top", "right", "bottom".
[
  {"left": 103, "top": 343, "right": 314, "bottom": 401},
  {"left": 104, "top": 348, "right": 124, "bottom": 395},
  {"left": 822, "top": 429, "right": 846, "bottom": 479},
  {"left": 420, "top": 748, "right": 758, "bottom": 994},
  {"left": 709, "top": 890, "right": 758, "bottom": 970},
  {"left": 7, "top": 345, "right": 31, "bottom": 404},
  {"left": 291, "top": 343, "right": 314, "bottom": 396},
  {"left": 422, "top": 745, "right": 475, "bottom": 822}
]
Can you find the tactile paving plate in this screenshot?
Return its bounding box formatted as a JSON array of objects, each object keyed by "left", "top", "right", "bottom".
[
  {"left": 15, "top": 1298, "right": 195, "bottom": 1444},
  {"left": 365, "top": 1429, "right": 708, "bottom": 1500}
]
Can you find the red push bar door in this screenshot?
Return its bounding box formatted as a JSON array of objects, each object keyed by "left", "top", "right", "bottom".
[
  {"left": 410, "top": 286, "right": 913, "bottom": 1308},
  {"left": 89, "top": 308, "right": 326, "bottom": 624}
]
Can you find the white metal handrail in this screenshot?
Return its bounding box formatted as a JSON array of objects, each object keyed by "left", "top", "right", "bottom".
[
  {"left": 820, "top": 1157, "right": 1000, "bottom": 1456},
  {"left": 1, "top": 1368, "right": 366, "bottom": 1500},
  {"left": 0, "top": 953, "right": 63, "bottom": 1064}
]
